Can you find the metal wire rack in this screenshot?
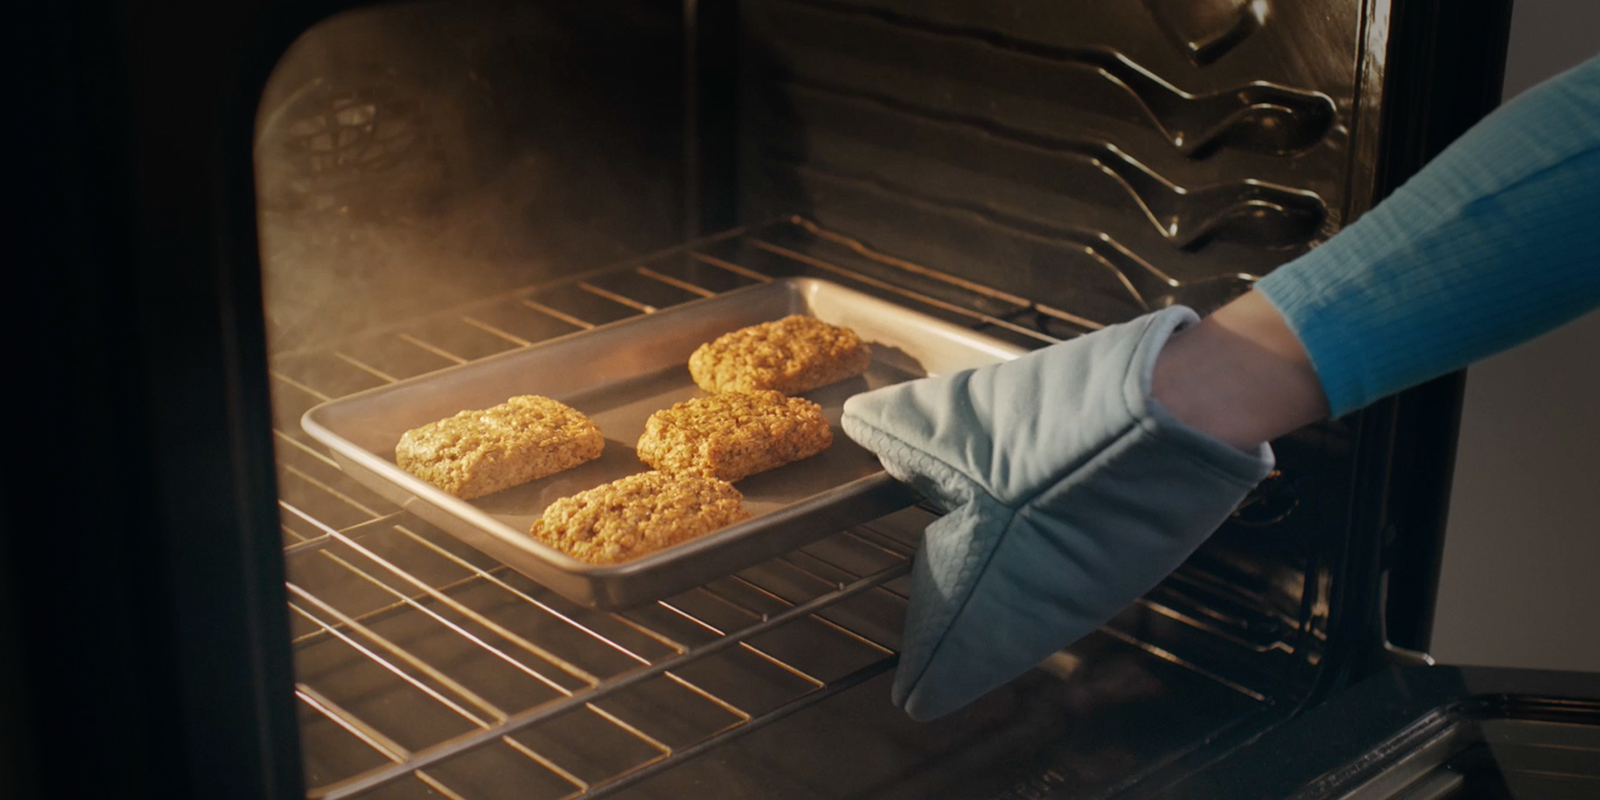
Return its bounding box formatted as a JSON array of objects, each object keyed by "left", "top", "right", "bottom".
[{"left": 270, "top": 217, "right": 1094, "bottom": 800}]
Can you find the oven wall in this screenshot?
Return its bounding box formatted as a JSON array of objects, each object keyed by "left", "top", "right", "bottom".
[
  {"left": 734, "top": 0, "right": 1380, "bottom": 323},
  {"left": 256, "top": 0, "right": 689, "bottom": 354}
]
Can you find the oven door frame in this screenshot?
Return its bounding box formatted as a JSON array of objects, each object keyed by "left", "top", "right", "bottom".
[{"left": 6, "top": 1, "right": 349, "bottom": 797}]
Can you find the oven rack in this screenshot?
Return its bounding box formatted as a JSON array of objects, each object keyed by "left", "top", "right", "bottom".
[
  {"left": 271, "top": 216, "right": 1083, "bottom": 800},
  {"left": 270, "top": 217, "right": 1277, "bottom": 800},
  {"left": 284, "top": 504, "right": 920, "bottom": 800}
]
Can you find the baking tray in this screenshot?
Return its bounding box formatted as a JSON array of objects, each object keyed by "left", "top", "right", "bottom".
[{"left": 302, "top": 277, "right": 1024, "bottom": 608}]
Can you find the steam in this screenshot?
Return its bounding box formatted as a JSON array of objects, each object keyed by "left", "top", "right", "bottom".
[{"left": 254, "top": 1, "right": 682, "bottom": 355}]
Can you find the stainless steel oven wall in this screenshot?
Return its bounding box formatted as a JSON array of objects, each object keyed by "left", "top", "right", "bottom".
[
  {"left": 737, "top": 0, "right": 1389, "bottom": 322},
  {"left": 256, "top": 0, "right": 689, "bottom": 355}
]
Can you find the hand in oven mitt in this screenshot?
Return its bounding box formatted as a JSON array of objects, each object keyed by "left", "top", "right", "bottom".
[{"left": 840, "top": 306, "right": 1274, "bottom": 720}]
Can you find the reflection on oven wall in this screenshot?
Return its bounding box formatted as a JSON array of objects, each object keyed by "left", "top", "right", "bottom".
[
  {"left": 1431, "top": 0, "right": 1600, "bottom": 675},
  {"left": 255, "top": 1, "right": 688, "bottom": 354},
  {"left": 737, "top": 0, "right": 1354, "bottom": 323}
]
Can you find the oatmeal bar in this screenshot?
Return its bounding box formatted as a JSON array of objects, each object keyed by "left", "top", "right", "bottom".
[
  {"left": 530, "top": 471, "right": 752, "bottom": 564},
  {"left": 687, "top": 315, "right": 871, "bottom": 395},
  {"left": 637, "top": 390, "right": 832, "bottom": 482},
  {"left": 395, "top": 395, "right": 604, "bottom": 500}
]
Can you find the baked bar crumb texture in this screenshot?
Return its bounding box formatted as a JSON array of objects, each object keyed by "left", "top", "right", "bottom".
[
  {"left": 531, "top": 471, "right": 753, "bottom": 564},
  {"left": 396, "top": 395, "right": 604, "bottom": 500},
  {"left": 637, "top": 390, "right": 833, "bottom": 482},
  {"left": 688, "top": 315, "right": 871, "bottom": 395}
]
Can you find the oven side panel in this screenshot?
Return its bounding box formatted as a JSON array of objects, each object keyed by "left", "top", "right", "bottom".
[
  {"left": 255, "top": 1, "right": 691, "bottom": 354},
  {"left": 737, "top": 0, "right": 1380, "bottom": 322},
  {"left": 10, "top": 1, "right": 314, "bottom": 798}
]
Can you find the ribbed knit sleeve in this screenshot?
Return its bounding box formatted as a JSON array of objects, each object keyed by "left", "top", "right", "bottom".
[{"left": 1254, "top": 54, "right": 1600, "bottom": 418}]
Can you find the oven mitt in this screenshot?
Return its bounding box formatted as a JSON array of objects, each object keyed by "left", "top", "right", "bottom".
[{"left": 840, "top": 306, "right": 1274, "bottom": 720}]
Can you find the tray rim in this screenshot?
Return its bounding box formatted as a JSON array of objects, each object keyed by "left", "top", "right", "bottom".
[{"left": 299, "top": 276, "right": 1025, "bottom": 582}]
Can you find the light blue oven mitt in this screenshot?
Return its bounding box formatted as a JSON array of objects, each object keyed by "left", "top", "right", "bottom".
[{"left": 841, "top": 306, "right": 1274, "bottom": 720}]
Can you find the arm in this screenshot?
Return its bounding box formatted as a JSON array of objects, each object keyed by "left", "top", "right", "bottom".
[
  {"left": 1160, "top": 54, "right": 1600, "bottom": 445},
  {"left": 1153, "top": 291, "right": 1328, "bottom": 450}
]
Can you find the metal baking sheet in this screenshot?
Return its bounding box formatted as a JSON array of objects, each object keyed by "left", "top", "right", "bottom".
[{"left": 302, "top": 277, "right": 1024, "bottom": 608}]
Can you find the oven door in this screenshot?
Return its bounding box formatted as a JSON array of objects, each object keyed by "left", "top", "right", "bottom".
[{"left": 1168, "top": 666, "right": 1600, "bottom": 800}]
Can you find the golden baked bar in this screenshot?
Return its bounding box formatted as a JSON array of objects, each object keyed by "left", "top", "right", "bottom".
[
  {"left": 637, "top": 390, "right": 832, "bottom": 482},
  {"left": 395, "top": 395, "right": 604, "bottom": 500},
  {"left": 687, "top": 315, "right": 871, "bottom": 395},
  {"left": 531, "top": 471, "right": 752, "bottom": 564}
]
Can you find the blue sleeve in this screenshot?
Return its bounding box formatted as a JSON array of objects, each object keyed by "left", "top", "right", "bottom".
[{"left": 1254, "top": 54, "right": 1600, "bottom": 418}]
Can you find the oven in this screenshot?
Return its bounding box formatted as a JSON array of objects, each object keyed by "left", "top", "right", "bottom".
[{"left": 8, "top": 1, "right": 1599, "bottom": 799}]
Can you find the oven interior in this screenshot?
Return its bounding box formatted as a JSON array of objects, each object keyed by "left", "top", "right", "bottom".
[{"left": 253, "top": 2, "right": 1486, "bottom": 798}]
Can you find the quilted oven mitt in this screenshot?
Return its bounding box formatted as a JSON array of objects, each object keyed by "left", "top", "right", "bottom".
[{"left": 840, "top": 306, "right": 1274, "bottom": 720}]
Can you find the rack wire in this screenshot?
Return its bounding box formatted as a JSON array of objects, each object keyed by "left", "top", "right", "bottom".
[{"left": 271, "top": 217, "right": 1084, "bottom": 800}]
